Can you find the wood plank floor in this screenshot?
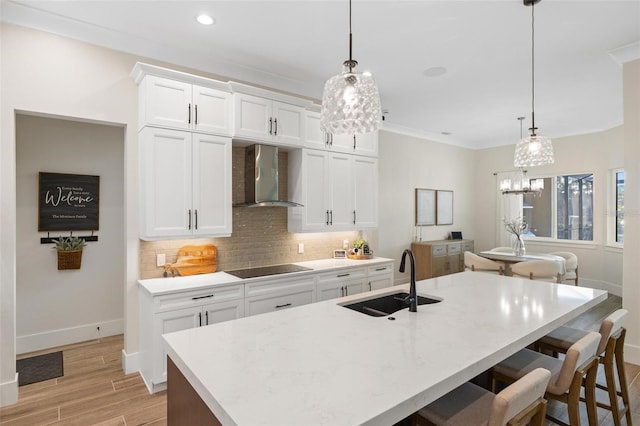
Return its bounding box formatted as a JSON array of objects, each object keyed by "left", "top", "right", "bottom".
[{"left": 1, "top": 295, "right": 638, "bottom": 426}]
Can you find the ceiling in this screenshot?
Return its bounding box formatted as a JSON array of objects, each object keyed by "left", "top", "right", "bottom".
[{"left": 2, "top": 0, "right": 639, "bottom": 149}]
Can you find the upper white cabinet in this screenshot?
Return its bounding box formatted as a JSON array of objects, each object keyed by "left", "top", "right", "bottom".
[
  {"left": 304, "top": 111, "right": 379, "bottom": 157},
  {"left": 233, "top": 93, "right": 305, "bottom": 147},
  {"left": 139, "top": 127, "right": 232, "bottom": 240},
  {"left": 137, "top": 75, "right": 232, "bottom": 136},
  {"left": 288, "top": 149, "right": 378, "bottom": 233}
]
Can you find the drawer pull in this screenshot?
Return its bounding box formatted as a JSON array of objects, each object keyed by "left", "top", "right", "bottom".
[
  {"left": 337, "top": 273, "right": 350, "bottom": 277},
  {"left": 192, "top": 294, "right": 214, "bottom": 300},
  {"left": 375, "top": 267, "right": 386, "bottom": 271},
  {"left": 275, "top": 303, "right": 292, "bottom": 309}
]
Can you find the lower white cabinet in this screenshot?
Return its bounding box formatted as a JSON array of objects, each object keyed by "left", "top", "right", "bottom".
[
  {"left": 139, "top": 283, "right": 244, "bottom": 393},
  {"left": 317, "top": 267, "right": 367, "bottom": 301},
  {"left": 367, "top": 263, "right": 395, "bottom": 291},
  {"left": 244, "top": 275, "right": 316, "bottom": 317}
]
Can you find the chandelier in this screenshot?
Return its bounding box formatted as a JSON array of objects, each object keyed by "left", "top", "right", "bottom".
[
  {"left": 320, "top": 0, "right": 382, "bottom": 135},
  {"left": 513, "top": 0, "right": 554, "bottom": 167},
  {"left": 501, "top": 169, "right": 544, "bottom": 195}
]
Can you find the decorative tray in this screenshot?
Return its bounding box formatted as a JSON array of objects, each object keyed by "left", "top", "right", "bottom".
[{"left": 347, "top": 254, "right": 373, "bottom": 260}]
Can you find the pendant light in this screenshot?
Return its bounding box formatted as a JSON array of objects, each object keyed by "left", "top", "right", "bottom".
[
  {"left": 502, "top": 118, "right": 544, "bottom": 195},
  {"left": 320, "top": 0, "right": 382, "bottom": 135},
  {"left": 514, "top": 0, "right": 554, "bottom": 167}
]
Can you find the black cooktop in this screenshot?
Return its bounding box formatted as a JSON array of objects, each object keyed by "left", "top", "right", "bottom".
[{"left": 225, "top": 264, "right": 312, "bottom": 279}]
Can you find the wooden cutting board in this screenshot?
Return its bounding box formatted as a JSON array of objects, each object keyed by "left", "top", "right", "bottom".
[{"left": 164, "top": 244, "right": 217, "bottom": 276}]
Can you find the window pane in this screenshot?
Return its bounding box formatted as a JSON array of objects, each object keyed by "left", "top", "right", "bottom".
[
  {"left": 616, "top": 171, "right": 624, "bottom": 243},
  {"left": 557, "top": 174, "right": 593, "bottom": 240},
  {"left": 523, "top": 177, "right": 552, "bottom": 237}
]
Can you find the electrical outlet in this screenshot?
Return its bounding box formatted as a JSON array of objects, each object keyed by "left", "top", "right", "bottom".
[
  {"left": 343, "top": 240, "right": 349, "bottom": 249},
  {"left": 298, "top": 243, "right": 304, "bottom": 254},
  {"left": 156, "top": 253, "right": 166, "bottom": 267}
]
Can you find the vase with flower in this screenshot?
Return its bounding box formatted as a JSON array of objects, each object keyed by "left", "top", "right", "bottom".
[{"left": 503, "top": 217, "right": 527, "bottom": 256}]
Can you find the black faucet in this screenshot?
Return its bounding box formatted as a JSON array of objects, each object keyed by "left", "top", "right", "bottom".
[{"left": 399, "top": 249, "right": 418, "bottom": 312}]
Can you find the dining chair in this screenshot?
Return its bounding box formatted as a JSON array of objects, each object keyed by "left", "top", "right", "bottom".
[
  {"left": 414, "top": 368, "right": 551, "bottom": 426},
  {"left": 536, "top": 309, "right": 631, "bottom": 426},
  {"left": 549, "top": 252, "right": 578, "bottom": 285},
  {"left": 464, "top": 252, "right": 504, "bottom": 275},
  {"left": 491, "top": 331, "right": 600, "bottom": 426},
  {"left": 510, "top": 260, "right": 563, "bottom": 283}
]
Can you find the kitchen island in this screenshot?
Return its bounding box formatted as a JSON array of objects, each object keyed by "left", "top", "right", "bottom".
[{"left": 163, "top": 271, "right": 607, "bottom": 425}]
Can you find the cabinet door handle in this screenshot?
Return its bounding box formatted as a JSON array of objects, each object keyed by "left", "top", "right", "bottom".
[
  {"left": 353, "top": 135, "right": 356, "bottom": 150},
  {"left": 188, "top": 209, "right": 192, "bottom": 230},
  {"left": 340, "top": 286, "right": 344, "bottom": 297},
  {"left": 269, "top": 117, "right": 273, "bottom": 135},
  {"left": 344, "top": 285, "right": 348, "bottom": 296},
  {"left": 337, "top": 273, "right": 350, "bottom": 277},
  {"left": 205, "top": 311, "right": 209, "bottom": 325},
  {"left": 329, "top": 210, "right": 333, "bottom": 225},
  {"left": 330, "top": 134, "right": 333, "bottom": 146},
  {"left": 353, "top": 210, "right": 356, "bottom": 224},
  {"left": 369, "top": 281, "right": 372, "bottom": 291},
  {"left": 188, "top": 103, "right": 191, "bottom": 124},
  {"left": 195, "top": 209, "right": 198, "bottom": 230},
  {"left": 198, "top": 312, "right": 202, "bottom": 327},
  {"left": 195, "top": 104, "right": 198, "bottom": 125},
  {"left": 326, "top": 210, "right": 330, "bottom": 225},
  {"left": 325, "top": 133, "right": 330, "bottom": 147},
  {"left": 275, "top": 303, "right": 291, "bottom": 309},
  {"left": 273, "top": 118, "right": 278, "bottom": 135},
  {"left": 192, "top": 294, "right": 214, "bottom": 300}
]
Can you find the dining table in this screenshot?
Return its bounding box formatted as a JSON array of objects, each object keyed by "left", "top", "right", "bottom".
[{"left": 478, "top": 250, "right": 566, "bottom": 276}]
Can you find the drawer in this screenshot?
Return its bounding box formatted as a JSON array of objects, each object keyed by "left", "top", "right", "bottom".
[
  {"left": 244, "top": 285, "right": 315, "bottom": 316},
  {"left": 154, "top": 284, "right": 244, "bottom": 313},
  {"left": 447, "top": 243, "right": 461, "bottom": 254},
  {"left": 462, "top": 241, "right": 474, "bottom": 252},
  {"left": 432, "top": 245, "right": 447, "bottom": 257},
  {"left": 367, "top": 263, "right": 394, "bottom": 277},
  {"left": 317, "top": 267, "right": 366, "bottom": 284},
  {"left": 245, "top": 275, "right": 316, "bottom": 298}
]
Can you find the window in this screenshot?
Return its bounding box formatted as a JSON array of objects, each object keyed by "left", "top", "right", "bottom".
[
  {"left": 523, "top": 174, "right": 594, "bottom": 241},
  {"left": 616, "top": 171, "right": 624, "bottom": 243}
]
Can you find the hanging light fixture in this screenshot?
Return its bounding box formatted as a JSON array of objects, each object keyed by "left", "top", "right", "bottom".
[
  {"left": 502, "top": 117, "right": 544, "bottom": 195},
  {"left": 513, "top": 0, "right": 554, "bottom": 167},
  {"left": 320, "top": 0, "right": 382, "bottom": 135}
]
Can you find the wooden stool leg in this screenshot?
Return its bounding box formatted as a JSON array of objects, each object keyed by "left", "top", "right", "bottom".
[
  {"left": 584, "top": 360, "right": 598, "bottom": 426},
  {"left": 602, "top": 350, "right": 622, "bottom": 426},
  {"left": 567, "top": 371, "right": 583, "bottom": 426},
  {"left": 614, "top": 333, "right": 632, "bottom": 425}
]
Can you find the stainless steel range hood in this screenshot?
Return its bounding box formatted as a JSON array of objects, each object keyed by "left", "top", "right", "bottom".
[{"left": 236, "top": 144, "right": 303, "bottom": 208}]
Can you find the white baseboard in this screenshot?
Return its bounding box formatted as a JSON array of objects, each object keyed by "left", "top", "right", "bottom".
[
  {"left": 625, "top": 342, "right": 640, "bottom": 366},
  {"left": 122, "top": 349, "right": 139, "bottom": 375},
  {"left": 0, "top": 373, "right": 18, "bottom": 408},
  {"left": 17, "top": 318, "right": 123, "bottom": 354}
]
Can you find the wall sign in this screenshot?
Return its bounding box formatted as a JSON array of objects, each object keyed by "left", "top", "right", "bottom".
[{"left": 38, "top": 172, "right": 100, "bottom": 231}]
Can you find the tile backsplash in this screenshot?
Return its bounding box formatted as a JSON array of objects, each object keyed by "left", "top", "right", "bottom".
[{"left": 139, "top": 146, "right": 365, "bottom": 279}]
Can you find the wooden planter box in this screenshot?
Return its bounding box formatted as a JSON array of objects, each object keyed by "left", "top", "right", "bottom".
[{"left": 57, "top": 249, "right": 83, "bottom": 270}]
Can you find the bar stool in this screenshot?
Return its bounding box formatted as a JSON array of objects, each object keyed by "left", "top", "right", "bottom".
[
  {"left": 537, "top": 309, "right": 631, "bottom": 426},
  {"left": 464, "top": 252, "right": 504, "bottom": 275},
  {"left": 491, "top": 332, "right": 601, "bottom": 426},
  {"left": 550, "top": 252, "right": 578, "bottom": 285},
  {"left": 414, "top": 368, "right": 551, "bottom": 426},
  {"left": 510, "top": 260, "right": 563, "bottom": 283}
]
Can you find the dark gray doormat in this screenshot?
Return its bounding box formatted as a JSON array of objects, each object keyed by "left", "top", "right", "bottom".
[{"left": 17, "top": 351, "right": 64, "bottom": 386}]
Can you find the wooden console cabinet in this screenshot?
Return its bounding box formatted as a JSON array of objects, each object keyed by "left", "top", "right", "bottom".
[{"left": 411, "top": 239, "right": 474, "bottom": 280}]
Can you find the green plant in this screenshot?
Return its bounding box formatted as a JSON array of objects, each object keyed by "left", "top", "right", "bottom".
[
  {"left": 52, "top": 236, "right": 87, "bottom": 251},
  {"left": 352, "top": 238, "right": 366, "bottom": 250}
]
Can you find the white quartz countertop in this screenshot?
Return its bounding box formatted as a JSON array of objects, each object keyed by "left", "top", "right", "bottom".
[
  {"left": 138, "top": 257, "right": 394, "bottom": 296},
  {"left": 163, "top": 271, "right": 607, "bottom": 425}
]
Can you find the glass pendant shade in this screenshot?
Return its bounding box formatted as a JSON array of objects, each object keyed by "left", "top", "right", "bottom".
[
  {"left": 513, "top": 133, "right": 554, "bottom": 167},
  {"left": 320, "top": 63, "right": 382, "bottom": 135}
]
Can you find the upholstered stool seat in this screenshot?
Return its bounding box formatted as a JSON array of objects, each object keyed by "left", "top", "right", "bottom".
[
  {"left": 415, "top": 368, "right": 550, "bottom": 426},
  {"left": 491, "top": 332, "right": 600, "bottom": 426},
  {"left": 510, "top": 260, "right": 563, "bottom": 283},
  {"left": 537, "top": 309, "right": 630, "bottom": 426},
  {"left": 550, "top": 252, "right": 578, "bottom": 285}
]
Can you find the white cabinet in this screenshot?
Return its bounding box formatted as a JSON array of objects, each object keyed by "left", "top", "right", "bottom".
[
  {"left": 366, "top": 263, "right": 394, "bottom": 291},
  {"left": 233, "top": 93, "right": 305, "bottom": 146},
  {"left": 288, "top": 149, "right": 378, "bottom": 233},
  {"left": 304, "top": 110, "right": 327, "bottom": 150},
  {"left": 303, "top": 110, "right": 378, "bottom": 156},
  {"left": 244, "top": 275, "right": 316, "bottom": 317},
  {"left": 139, "top": 127, "right": 232, "bottom": 240},
  {"left": 138, "top": 75, "right": 231, "bottom": 135},
  {"left": 139, "top": 283, "right": 244, "bottom": 393},
  {"left": 317, "top": 267, "right": 367, "bottom": 301}
]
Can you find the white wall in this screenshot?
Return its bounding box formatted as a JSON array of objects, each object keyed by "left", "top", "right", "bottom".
[
  {"left": 472, "top": 126, "right": 625, "bottom": 296},
  {"left": 15, "top": 114, "right": 124, "bottom": 353},
  {"left": 376, "top": 130, "right": 477, "bottom": 284}
]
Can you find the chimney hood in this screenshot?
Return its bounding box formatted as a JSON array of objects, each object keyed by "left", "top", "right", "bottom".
[{"left": 236, "top": 144, "right": 303, "bottom": 208}]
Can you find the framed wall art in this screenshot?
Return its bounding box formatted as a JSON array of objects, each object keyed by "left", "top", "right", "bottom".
[
  {"left": 436, "top": 190, "right": 453, "bottom": 225},
  {"left": 415, "top": 188, "right": 436, "bottom": 226},
  {"left": 38, "top": 172, "right": 100, "bottom": 231}
]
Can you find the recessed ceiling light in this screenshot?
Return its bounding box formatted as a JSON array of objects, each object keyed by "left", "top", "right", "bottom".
[
  {"left": 423, "top": 67, "right": 447, "bottom": 77},
  {"left": 197, "top": 14, "right": 215, "bottom": 25}
]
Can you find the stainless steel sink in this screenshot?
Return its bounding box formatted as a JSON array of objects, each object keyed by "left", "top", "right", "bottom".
[{"left": 341, "top": 291, "right": 442, "bottom": 317}]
